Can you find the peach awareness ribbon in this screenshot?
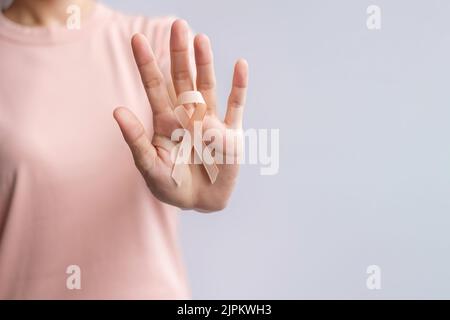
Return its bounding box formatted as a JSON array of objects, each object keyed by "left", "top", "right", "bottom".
[{"left": 171, "top": 91, "right": 219, "bottom": 186}]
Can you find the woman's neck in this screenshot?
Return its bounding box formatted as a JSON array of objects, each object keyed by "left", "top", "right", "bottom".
[{"left": 2, "top": 0, "right": 94, "bottom": 27}]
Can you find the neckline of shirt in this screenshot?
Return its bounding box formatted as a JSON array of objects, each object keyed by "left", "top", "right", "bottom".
[{"left": 0, "top": 2, "right": 113, "bottom": 45}]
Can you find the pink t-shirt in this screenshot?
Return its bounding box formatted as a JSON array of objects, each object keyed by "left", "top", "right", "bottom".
[{"left": 0, "top": 3, "right": 190, "bottom": 299}]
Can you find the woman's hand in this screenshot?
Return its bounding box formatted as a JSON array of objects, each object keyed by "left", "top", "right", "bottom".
[{"left": 113, "top": 20, "right": 248, "bottom": 212}]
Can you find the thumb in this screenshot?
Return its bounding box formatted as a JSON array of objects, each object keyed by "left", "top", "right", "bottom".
[{"left": 113, "top": 107, "right": 157, "bottom": 174}]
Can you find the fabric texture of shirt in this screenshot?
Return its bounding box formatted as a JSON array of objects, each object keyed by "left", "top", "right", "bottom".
[{"left": 0, "top": 2, "right": 190, "bottom": 299}]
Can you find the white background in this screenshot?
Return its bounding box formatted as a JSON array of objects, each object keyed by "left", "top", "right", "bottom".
[{"left": 104, "top": 0, "right": 450, "bottom": 299}]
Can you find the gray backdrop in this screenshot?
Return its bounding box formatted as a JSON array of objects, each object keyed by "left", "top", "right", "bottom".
[{"left": 104, "top": 0, "right": 450, "bottom": 299}]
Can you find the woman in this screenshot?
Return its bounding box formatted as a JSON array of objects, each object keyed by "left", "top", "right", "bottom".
[{"left": 0, "top": 0, "right": 248, "bottom": 299}]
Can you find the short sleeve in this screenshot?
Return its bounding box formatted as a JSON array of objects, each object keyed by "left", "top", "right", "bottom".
[
  {"left": 148, "top": 16, "right": 177, "bottom": 82},
  {"left": 145, "top": 17, "right": 196, "bottom": 99},
  {"left": 128, "top": 15, "right": 196, "bottom": 101}
]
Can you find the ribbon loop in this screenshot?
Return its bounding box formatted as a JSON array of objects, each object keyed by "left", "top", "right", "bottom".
[{"left": 171, "top": 91, "right": 219, "bottom": 186}]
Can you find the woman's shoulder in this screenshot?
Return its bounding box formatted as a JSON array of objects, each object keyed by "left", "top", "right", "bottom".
[
  {"left": 104, "top": 4, "right": 176, "bottom": 58},
  {"left": 107, "top": 6, "right": 174, "bottom": 38}
]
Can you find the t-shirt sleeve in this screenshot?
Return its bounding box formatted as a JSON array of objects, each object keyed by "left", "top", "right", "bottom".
[
  {"left": 128, "top": 15, "right": 196, "bottom": 102},
  {"left": 143, "top": 16, "right": 196, "bottom": 102},
  {"left": 147, "top": 16, "right": 177, "bottom": 84}
]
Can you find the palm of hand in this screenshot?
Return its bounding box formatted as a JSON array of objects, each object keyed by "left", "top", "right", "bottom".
[{"left": 114, "top": 20, "right": 248, "bottom": 212}]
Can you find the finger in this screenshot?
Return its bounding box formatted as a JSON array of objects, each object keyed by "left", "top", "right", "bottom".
[
  {"left": 132, "top": 33, "right": 172, "bottom": 116},
  {"left": 113, "top": 107, "right": 157, "bottom": 174},
  {"left": 194, "top": 34, "right": 217, "bottom": 114},
  {"left": 225, "top": 59, "right": 249, "bottom": 129},
  {"left": 170, "top": 19, "right": 195, "bottom": 96}
]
